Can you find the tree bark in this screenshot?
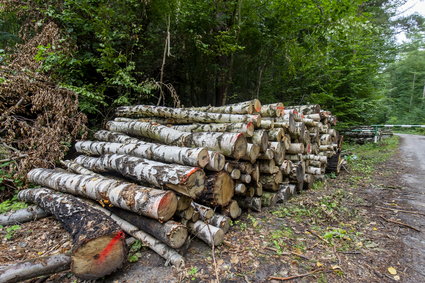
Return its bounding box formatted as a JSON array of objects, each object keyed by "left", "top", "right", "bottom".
[
  {"left": 73, "top": 154, "right": 205, "bottom": 199},
  {"left": 76, "top": 140, "right": 209, "bottom": 168},
  {"left": 115, "top": 105, "right": 261, "bottom": 126},
  {"left": 186, "top": 99, "right": 261, "bottom": 114},
  {"left": 0, "top": 205, "right": 49, "bottom": 226},
  {"left": 0, "top": 254, "right": 71, "bottom": 283},
  {"left": 260, "top": 103, "right": 284, "bottom": 117},
  {"left": 170, "top": 122, "right": 255, "bottom": 137},
  {"left": 60, "top": 160, "right": 101, "bottom": 176},
  {"left": 187, "top": 221, "right": 224, "bottom": 247},
  {"left": 94, "top": 130, "right": 141, "bottom": 144},
  {"left": 27, "top": 168, "right": 177, "bottom": 222},
  {"left": 109, "top": 208, "right": 188, "bottom": 249},
  {"left": 209, "top": 214, "right": 231, "bottom": 233},
  {"left": 18, "top": 188, "right": 126, "bottom": 279}
]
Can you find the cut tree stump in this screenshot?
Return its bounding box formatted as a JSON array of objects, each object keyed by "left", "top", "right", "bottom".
[{"left": 18, "top": 188, "right": 126, "bottom": 280}]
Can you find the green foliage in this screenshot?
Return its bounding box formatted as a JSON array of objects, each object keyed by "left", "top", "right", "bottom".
[
  {"left": 1, "top": 225, "right": 21, "bottom": 240},
  {"left": 0, "top": 196, "right": 28, "bottom": 214},
  {"left": 127, "top": 240, "right": 143, "bottom": 263}
]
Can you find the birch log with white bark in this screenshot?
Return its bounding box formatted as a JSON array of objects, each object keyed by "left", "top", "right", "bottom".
[
  {"left": 94, "top": 130, "right": 141, "bottom": 144},
  {"left": 191, "top": 202, "right": 214, "bottom": 220},
  {"left": 187, "top": 221, "right": 224, "bottom": 247},
  {"left": 73, "top": 154, "right": 205, "bottom": 198},
  {"left": 115, "top": 105, "right": 261, "bottom": 126},
  {"left": 240, "top": 143, "right": 260, "bottom": 163},
  {"left": 189, "top": 132, "right": 247, "bottom": 159},
  {"left": 60, "top": 160, "right": 101, "bottom": 176},
  {"left": 0, "top": 205, "right": 49, "bottom": 226},
  {"left": 90, "top": 204, "right": 184, "bottom": 267},
  {"left": 76, "top": 140, "right": 210, "bottom": 168},
  {"left": 285, "top": 104, "right": 321, "bottom": 115},
  {"left": 18, "top": 188, "right": 126, "bottom": 279},
  {"left": 108, "top": 208, "right": 188, "bottom": 249},
  {"left": 209, "top": 214, "right": 231, "bottom": 233},
  {"left": 186, "top": 99, "right": 262, "bottom": 114},
  {"left": 27, "top": 168, "right": 177, "bottom": 222},
  {"left": 225, "top": 160, "right": 253, "bottom": 174},
  {"left": 234, "top": 183, "right": 247, "bottom": 195},
  {"left": 260, "top": 103, "right": 284, "bottom": 117},
  {"left": 0, "top": 254, "right": 71, "bottom": 283},
  {"left": 287, "top": 143, "right": 305, "bottom": 154},
  {"left": 170, "top": 122, "right": 255, "bottom": 137},
  {"left": 268, "top": 128, "right": 284, "bottom": 141}
]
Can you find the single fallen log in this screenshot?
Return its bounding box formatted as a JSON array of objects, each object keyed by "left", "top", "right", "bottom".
[
  {"left": 18, "top": 188, "right": 126, "bottom": 279},
  {"left": 197, "top": 171, "right": 234, "bottom": 207},
  {"left": 170, "top": 122, "right": 255, "bottom": 137},
  {"left": 73, "top": 154, "right": 205, "bottom": 199},
  {"left": 109, "top": 208, "right": 188, "bottom": 249},
  {"left": 27, "top": 168, "right": 177, "bottom": 222},
  {"left": 186, "top": 99, "right": 262, "bottom": 114},
  {"left": 90, "top": 204, "right": 185, "bottom": 267},
  {"left": 0, "top": 205, "right": 49, "bottom": 226},
  {"left": 115, "top": 105, "right": 261, "bottom": 126},
  {"left": 187, "top": 221, "right": 224, "bottom": 247},
  {"left": 0, "top": 254, "right": 71, "bottom": 283}
]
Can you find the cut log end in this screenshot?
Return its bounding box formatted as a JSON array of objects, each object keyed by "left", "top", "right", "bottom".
[
  {"left": 72, "top": 233, "right": 126, "bottom": 280},
  {"left": 197, "top": 148, "right": 210, "bottom": 168},
  {"left": 232, "top": 134, "right": 248, "bottom": 159},
  {"left": 253, "top": 99, "right": 262, "bottom": 113},
  {"left": 158, "top": 191, "right": 179, "bottom": 222}
]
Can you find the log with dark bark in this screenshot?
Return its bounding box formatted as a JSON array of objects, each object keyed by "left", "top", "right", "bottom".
[
  {"left": 115, "top": 105, "right": 261, "bottom": 126},
  {"left": 18, "top": 188, "right": 126, "bottom": 279},
  {"left": 73, "top": 154, "right": 205, "bottom": 199},
  {"left": 109, "top": 208, "right": 188, "bottom": 249},
  {"left": 27, "top": 168, "right": 177, "bottom": 222},
  {"left": 0, "top": 254, "right": 71, "bottom": 283},
  {"left": 197, "top": 171, "right": 234, "bottom": 207},
  {"left": 0, "top": 205, "right": 49, "bottom": 226}
]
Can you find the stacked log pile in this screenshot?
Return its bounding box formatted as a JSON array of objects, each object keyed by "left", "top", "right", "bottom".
[{"left": 1, "top": 100, "right": 343, "bottom": 281}]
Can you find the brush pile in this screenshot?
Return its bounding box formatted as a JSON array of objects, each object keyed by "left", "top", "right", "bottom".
[{"left": 0, "top": 100, "right": 343, "bottom": 281}]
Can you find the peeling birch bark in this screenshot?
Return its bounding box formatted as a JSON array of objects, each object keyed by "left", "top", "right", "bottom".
[
  {"left": 73, "top": 154, "right": 205, "bottom": 198},
  {"left": 18, "top": 188, "right": 126, "bottom": 279},
  {"left": 27, "top": 168, "right": 177, "bottom": 222}
]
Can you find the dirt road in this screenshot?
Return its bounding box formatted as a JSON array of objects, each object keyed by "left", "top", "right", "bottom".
[{"left": 397, "top": 134, "right": 425, "bottom": 282}]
